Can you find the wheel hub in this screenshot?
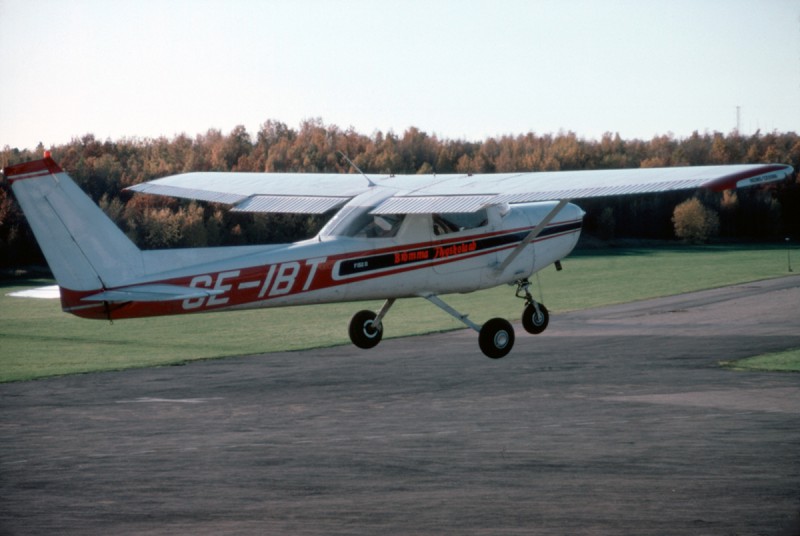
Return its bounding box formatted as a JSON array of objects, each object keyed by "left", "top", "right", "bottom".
[
  {"left": 363, "top": 321, "right": 379, "bottom": 339},
  {"left": 494, "top": 330, "right": 509, "bottom": 349}
]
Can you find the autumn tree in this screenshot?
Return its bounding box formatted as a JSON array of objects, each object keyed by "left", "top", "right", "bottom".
[
  {"left": 672, "top": 198, "right": 720, "bottom": 243},
  {"left": 2, "top": 124, "right": 799, "bottom": 270}
]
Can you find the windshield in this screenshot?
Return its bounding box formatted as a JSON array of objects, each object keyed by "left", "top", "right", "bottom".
[{"left": 318, "top": 205, "right": 405, "bottom": 238}]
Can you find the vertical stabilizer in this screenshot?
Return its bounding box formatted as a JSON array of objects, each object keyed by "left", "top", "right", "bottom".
[{"left": 4, "top": 157, "right": 144, "bottom": 291}]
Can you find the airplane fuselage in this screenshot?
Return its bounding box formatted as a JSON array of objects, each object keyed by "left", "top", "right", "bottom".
[{"left": 62, "top": 201, "right": 583, "bottom": 320}]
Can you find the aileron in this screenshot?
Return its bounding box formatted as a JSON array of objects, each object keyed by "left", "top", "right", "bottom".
[{"left": 127, "top": 182, "right": 247, "bottom": 205}]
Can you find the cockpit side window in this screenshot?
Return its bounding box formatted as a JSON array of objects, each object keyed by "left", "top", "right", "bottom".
[
  {"left": 319, "top": 203, "right": 406, "bottom": 239},
  {"left": 351, "top": 213, "right": 406, "bottom": 238},
  {"left": 432, "top": 210, "right": 489, "bottom": 236}
]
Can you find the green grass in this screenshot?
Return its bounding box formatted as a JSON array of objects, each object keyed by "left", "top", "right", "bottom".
[
  {"left": 721, "top": 348, "right": 800, "bottom": 373},
  {"left": 1, "top": 244, "right": 797, "bottom": 382}
]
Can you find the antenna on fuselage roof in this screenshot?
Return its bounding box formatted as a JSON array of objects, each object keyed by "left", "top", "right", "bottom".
[{"left": 337, "top": 151, "right": 376, "bottom": 187}]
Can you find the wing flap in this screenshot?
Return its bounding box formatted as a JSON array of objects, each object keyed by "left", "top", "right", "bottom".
[
  {"left": 371, "top": 195, "right": 495, "bottom": 214},
  {"left": 231, "top": 195, "right": 350, "bottom": 214},
  {"left": 82, "top": 284, "right": 224, "bottom": 303}
]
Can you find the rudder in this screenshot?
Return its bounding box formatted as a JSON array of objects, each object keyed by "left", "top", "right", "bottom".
[{"left": 4, "top": 156, "right": 144, "bottom": 292}]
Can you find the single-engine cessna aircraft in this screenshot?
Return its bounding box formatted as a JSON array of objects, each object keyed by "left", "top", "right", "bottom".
[{"left": 4, "top": 154, "right": 793, "bottom": 358}]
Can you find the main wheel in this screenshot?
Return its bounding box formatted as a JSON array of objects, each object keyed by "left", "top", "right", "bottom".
[
  {"left": 522, "top": 302, "right": 549, "bottom": 334},
  {"left": 349, "top": 310, "right": 383, "bottom": 349},
  {"left": 479, "top": 318, "right": 515, "bottom": 359}
]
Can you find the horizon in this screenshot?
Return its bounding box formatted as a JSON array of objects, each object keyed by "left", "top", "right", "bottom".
[{"left": 4, "top": 119, "right": 798, "bottom": 155}]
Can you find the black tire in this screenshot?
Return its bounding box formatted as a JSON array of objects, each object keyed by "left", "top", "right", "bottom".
[
  {"left": 522, "top": 302, "right": 549, "bottom": 334},
  {"left": 478, "top": 318, "right": 515, "bottom": 359},
  {"left": 349, "top": 310, "right": 383, "bottom": 349}
]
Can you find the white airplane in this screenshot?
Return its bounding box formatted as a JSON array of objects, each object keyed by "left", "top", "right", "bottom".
[{"left": 4, "top": 154, "right": 793, "bottom": 358}]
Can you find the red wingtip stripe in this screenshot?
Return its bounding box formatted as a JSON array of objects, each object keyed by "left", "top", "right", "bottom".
[
  {"left": 704, "top": 164, "right": 793, "bottom": 192},
  {"left": 3, "top": 157, "right": 63, "bottom": 183}
]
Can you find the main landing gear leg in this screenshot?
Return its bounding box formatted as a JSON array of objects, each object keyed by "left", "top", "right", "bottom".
[
  {"left": 423, "top": 294, "right": 514, "bottom": 359},
  {"left": 516, "top": 279, "right": 549, "bottom": 335},
  {"left": 349, "top": 298, "right": 396, "bottom": 350}
]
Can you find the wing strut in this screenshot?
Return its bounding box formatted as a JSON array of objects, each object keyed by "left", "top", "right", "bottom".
[
  {"left": 422, "top": 294, "right": 481, "bottom": 332},
  {"left": 494, "top": 199, "right": 570, "bottom": 275}
]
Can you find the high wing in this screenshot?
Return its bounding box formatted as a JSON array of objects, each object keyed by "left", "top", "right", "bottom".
[{"left": 127, "top": 164, "right": 793, "bottom": 213}]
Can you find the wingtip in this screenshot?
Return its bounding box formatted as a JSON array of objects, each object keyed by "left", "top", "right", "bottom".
[{"left": 705, "top": 164, "right": 794, "bottom": 192}]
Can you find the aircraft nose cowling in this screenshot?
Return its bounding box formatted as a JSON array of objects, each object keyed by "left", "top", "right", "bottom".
[{"left": 558, "top": 202, "right": 586, "bottom": 223}]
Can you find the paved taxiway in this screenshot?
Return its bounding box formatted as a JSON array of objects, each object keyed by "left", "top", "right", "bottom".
[{"left": 2, "top": 276, "right": 800, "bottom": 535}]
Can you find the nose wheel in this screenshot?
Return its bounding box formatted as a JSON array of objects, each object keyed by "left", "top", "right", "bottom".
[
  {"left": 516, "top": 279, "right": 549, "bottom": 335},
  {"left": 522, "top": 302, "right": 549, "bottom": 334}
]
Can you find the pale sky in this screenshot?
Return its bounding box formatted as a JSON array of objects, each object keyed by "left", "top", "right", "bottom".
[{"left": 1, "top": 0, "right": 798, "bottom": 150}]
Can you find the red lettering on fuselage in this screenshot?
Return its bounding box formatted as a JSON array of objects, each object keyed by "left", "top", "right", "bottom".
[
  {"left": 434, "top": 241, "right": 477, "bottom": 259},
  {"left": 394, "top": 249, "right": 430, "bottom": 265}
]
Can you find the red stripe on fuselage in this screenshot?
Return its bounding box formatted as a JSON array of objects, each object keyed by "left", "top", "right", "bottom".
[{"left": 61, "top": 221, "right": 582, "bottom": 320}]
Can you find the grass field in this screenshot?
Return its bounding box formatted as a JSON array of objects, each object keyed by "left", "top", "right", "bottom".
[
  {"left": 721, "top": 348, "right": 800, "bottom": 372},
  {"left": 1, "top": 244, "right": 797, "bottom": 382}
]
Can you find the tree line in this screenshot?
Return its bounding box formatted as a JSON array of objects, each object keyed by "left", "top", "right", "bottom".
[{"left": 1, "top": 119, "right": 799, "bottom": 268}]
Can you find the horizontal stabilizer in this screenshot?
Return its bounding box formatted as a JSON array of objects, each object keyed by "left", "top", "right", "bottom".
[{"left": 82, "top": 284, "right": 224, "bottom": 303}]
